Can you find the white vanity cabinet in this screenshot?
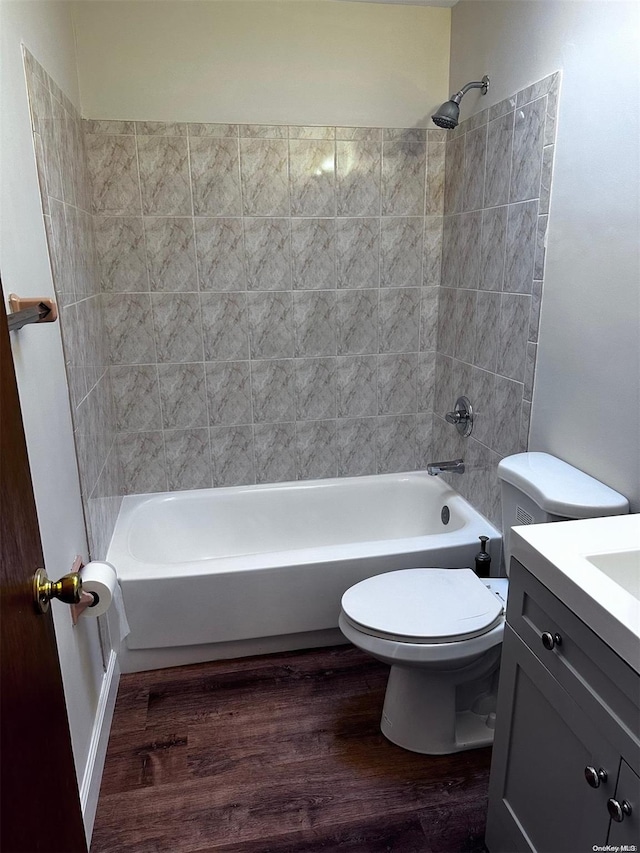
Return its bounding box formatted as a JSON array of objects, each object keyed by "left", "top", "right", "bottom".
[{"left": 486, "top": 559, "right": 640, "bottom": 853}]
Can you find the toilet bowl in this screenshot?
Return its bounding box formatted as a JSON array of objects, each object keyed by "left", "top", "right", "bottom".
[
  {"left": 339, "top": 452, "right": 629, "bottom": 755},
  {"left": 339, "top": 569, "right": 508, "bottom": 754}
]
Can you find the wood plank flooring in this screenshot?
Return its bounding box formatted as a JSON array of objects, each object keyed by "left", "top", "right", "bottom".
[{"left": 91, "top": 646, "right": 490, "bottom": 853}]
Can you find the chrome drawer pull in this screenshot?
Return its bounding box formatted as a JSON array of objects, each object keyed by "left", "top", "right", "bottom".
[
  {"left": 541, "top": 631, "right": 562, "bottom": 651},
  {"left": 584, "top": 766, "right": 607, "bottom": 788},
  {"left": 607, "top": 798, "right": 632, "bottom": 822}
]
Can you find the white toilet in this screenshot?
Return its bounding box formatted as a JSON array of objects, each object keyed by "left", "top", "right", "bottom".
[{"left": 339, "top": 452, "right": 629, "bottom": 755}]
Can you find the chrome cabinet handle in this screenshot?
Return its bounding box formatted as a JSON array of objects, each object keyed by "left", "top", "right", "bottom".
[
  {"left": 541, "top": 631, "right": 562, "bottom": 651},
  {"left": 607, "top": 798, "right": 632, "bottom": 822},
  {"left": 584, "top": 766, "right": 607, "bottom": 788}
]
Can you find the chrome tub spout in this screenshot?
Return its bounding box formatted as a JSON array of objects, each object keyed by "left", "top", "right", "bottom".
[{"left": 426, "top": 459, "right": 465, "bottom": 476}]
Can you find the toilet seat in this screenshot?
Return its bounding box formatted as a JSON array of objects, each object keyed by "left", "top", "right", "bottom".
[{"left": 341, "top": 568, "right": 504, "bottom": 644}]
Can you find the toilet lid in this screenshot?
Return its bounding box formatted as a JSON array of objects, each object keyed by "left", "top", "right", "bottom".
[{"left": 341, "top": 568, "right": 504, "bottom": 643}]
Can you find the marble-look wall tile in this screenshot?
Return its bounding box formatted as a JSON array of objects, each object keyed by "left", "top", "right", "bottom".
[
  {"left": 247, "top": 291, "right": 294, "bottom": 359},
  {"left": 337, "top": 289, "right": 378, "bottom": 355},
  {"left": 534, "top": 215, "right": 548, "bottom": 280},
  {"left": 378, "top": 353, "right": 418, "bottom": 415},
  {"left": 210, "top": 425, "right": 255, "bottom": 487},
  {"left": 251, "top": 359, "right": 295, "bottom": 423},
  {"left": 206, "top": 360, "right": 252, "bottom": 426},
  {"left": 377, "top": 415, "right": 416, "bottom": 474},
  {"left": 118, "top": 431, "right": 167, "bottom": 494},
  {"left": 336, "top": 141, "right": 381, "bottom": 216},
  {"left": 480, "top": 206, "right": 507, "bottom": 291},
  {"left": 462, "top": 125, "right": 487, "bottom": 213},
  {"left": 137, "top": 121, "right": 187, "bottom": 136},
  {"left": 190, "top": 137, "right": 241, "bottom": 216},
  {"left": 337, "top": 355, "right": 377, "bottom": 419},
  {"left": 435, "top": 73, "right": 558, "bottom": 525},
  {"left": 289, "top": 139, "right": 336, "bottom": 216},
  {"left": 529, "top": 280, "right": 543, "bottom": 343},
  {"left": 443, "top": 135, "right": 464, "bottom": 215},
  {"left": 420, "top": 286, "right": 439, "bottom": 351},
  {"left": 240, "top": 125, "right": 288, "bottom": 139},
  {"left": 103, "top": 293, "right": 156, "bottom": 365},
  {"left": 493, "top": 376, "right": 524, "bottom": 457},
  {"left": 240, "top": 138, "right": 289, "bottom": 216},
  {"left": 93, "top": 216, "right": 149, "bottom": 293},
  {"left": 511, "top": 97, "right": 546, "bottom": 203},
  {"left": 296, "top": 420, "right": 337, "bottom": 480},
  {"left": 524, "top": 342, "right": 537, "bottom": 403},
  {"left": 336, "top": 218, "right": 379, "bottom": 289},
  {"left": 295, "top": 358, "right": 336, "bottom": 421},
  {"left": 291, "top": 218, "right": 336, "bottom": 290},
  {"left": 382, "top": 139, "right": 426, "bottom": 216},
  {"left": 201, "top": 292, "right": 249, "bottom": 361},
  {"left": 144, "top": 217, "right": 197, "bottom": 292},
  {"left": 426, "top": 141, "right": 446, "bottom": 215},
  {"left": 86, "top": 134, "right": 140, "bottom": 214},
  {"left": 380, "top": 217, "right": 423, "bottom": 288},
  {"left": 244, "top": 218, "right": 291, "bottom": 291},
  {"left": 504, "top": 200, "right": 538, "bottom": 294},
  {"left": 83, "top": 119, "right": 135, "bottom": 135},
  {"left": 337, "top": 418, "right": 377, "bottom": 476},
  {"left": 82, "top": 120, "right": 450, "bottom": 492},
  {"left": 151, "top": 293, "right": 203, "bottom": 362},
  {"left": 111, "top": 365, "right": 161, "bottom": 432},
  {"left": 196, "top": 218, "right": 246, "bottom": 292},
  {"left": 254, "top": 422, "right": 296, "bottom": 483},
  {"left": 484, "top": 112, "right": 513, "bottom": 209},
  {"left": 539, "top": 145, "right": 554, "bottom": 216},
  {"left": 498, "top": 293, "right": 530, "bottom": 382},
  {"left": 293, "top": 290, "right": 337, "bottom": 357},
  {"left": 474, "top": 291, "right": 500, "bottom": 373},
  {"left": 379, "top": 288, "right": 420, "bottom": 353},
  {"left": 189, "top": 123, "right": 239, "bottom": 139},
  {"left": 164, "top": 429, "right": 212, "bottom": 491},
  {"left": 158, "top": 363, "right": 208, "bottom": 429},
  {"left": 137, "top": 135, "right": 191, "bottom": 215},
  {"left": 454, "top": 288, "right": 476, "bottom": 365},
  {"left": 423, "top": 217, "right": 443, "bottom": 287}
]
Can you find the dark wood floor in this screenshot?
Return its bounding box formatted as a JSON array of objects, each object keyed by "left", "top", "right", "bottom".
[{"left": 91, "top": 646, "right": 491, "bottom": 853}]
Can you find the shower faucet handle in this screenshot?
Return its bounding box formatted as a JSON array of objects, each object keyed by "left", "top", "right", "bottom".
[{"left": 445, "top": 396, "right": 473, "bottom": 437}]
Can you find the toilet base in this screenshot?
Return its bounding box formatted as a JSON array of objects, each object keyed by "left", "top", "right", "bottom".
[{"left": 379, "top": 654, "right": 500, "bottom": 754}]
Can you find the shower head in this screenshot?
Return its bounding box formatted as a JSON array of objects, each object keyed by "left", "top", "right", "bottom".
[{"left": 432, "top": 75, "right": 489, "bottom": 130}]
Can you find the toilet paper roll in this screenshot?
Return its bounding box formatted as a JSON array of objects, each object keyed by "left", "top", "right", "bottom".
[
  {"left": 81, "top": 561, "right": 131, "bottom": 641},
  {"left": 80, "top": 561, "right": 118, "bottom": 617}
]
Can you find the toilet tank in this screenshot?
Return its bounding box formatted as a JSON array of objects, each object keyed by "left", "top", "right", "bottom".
[{"left": 497, "top": 452, "right": 629, "bottom": 573}]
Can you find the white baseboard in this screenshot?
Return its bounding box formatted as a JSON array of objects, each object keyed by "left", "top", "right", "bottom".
[{"left": 79, "top": 649, "right": 120, "bottom": 846}]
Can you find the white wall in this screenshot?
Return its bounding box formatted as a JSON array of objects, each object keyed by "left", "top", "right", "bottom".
[
  {"left": 0, "top": 0, "right": 113, "bottom": 824},
  {"left": 71, "top": 0, "right": 451, "bottom": 127},
  {"left": 450, "top": 0, "right": 640, "bottom": 511}
]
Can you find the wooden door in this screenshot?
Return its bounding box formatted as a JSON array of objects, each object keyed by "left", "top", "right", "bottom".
[{"left": 0, "top": 288, "right": 87, "bottom": 852}]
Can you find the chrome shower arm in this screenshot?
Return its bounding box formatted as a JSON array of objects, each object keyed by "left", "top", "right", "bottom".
[{"left": 451, "top": 76, "right": 490, "bottom": 103}]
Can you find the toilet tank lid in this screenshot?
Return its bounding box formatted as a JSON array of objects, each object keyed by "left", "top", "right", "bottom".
[{"left": 497, "top": 453, "right": 629, "bottom": 518}]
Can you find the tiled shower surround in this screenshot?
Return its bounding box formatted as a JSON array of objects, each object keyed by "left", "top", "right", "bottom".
[
  {"left": 22, "top": 49, "right": 123, "bottom": 560},
  {"left": 84, "top": 120, "right": 446, "bottom": 492},
  {"left": 432, "top": 72, "right": 559, "bottom": 525},
  {"left": 23, "top": 42, "right": 558, "bottom": 535}
]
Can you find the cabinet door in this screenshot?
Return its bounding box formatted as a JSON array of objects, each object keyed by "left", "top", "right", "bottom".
[
  {"left": 487, "top": 626, "right": 618, "bottom": 853},
  {"left": 608, "top": 760, "right": 640, "bottom": 848}
]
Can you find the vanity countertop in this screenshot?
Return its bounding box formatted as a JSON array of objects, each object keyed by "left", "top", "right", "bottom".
[{"left": 510, "top": 513, "right": 640, "bottom": 674}]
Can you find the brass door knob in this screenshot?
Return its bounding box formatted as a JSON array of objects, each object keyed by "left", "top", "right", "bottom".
[{"left": 33, "top": 568, "right": 82, "bottom": 614}]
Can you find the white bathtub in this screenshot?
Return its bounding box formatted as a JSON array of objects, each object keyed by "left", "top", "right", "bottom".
[{"left": 107, "top": 472, "right": 501, "bottom": 672}]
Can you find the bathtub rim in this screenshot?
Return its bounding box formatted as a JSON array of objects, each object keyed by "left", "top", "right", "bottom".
[{"left": 107, "top": 471, "right": 501, "bottom": 582}]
